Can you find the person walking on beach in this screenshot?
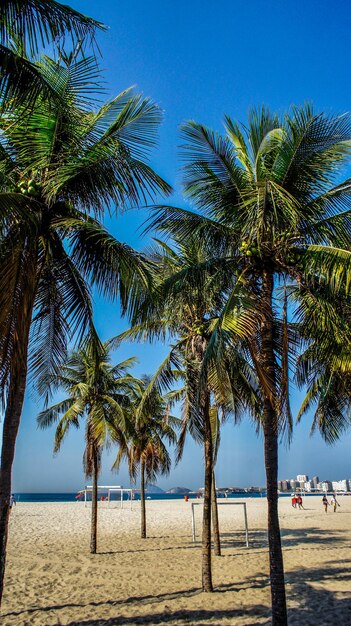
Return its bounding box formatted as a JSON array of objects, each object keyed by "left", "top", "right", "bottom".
[
  {"left": 331, "top": 494, "right": 340, "bottom": 513},
  {"left": 322, "top": 494, "right": 330, "bottom": 513},
  {"left": 297, "top": 494, "right": 304, "bottom": 510},
  {"left": 9, "top": 494, "right": 16, "bottom": 510},
  {"left": 291, "top": 493, "right": 297, "bottom": 508}
]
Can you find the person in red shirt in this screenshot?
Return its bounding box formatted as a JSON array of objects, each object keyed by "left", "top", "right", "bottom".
[{"left": 297, "top": 494, "right": 304, "bottom": 509}]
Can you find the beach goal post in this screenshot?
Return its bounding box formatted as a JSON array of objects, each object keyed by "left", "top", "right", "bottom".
[{"left": 191, "top": 501, "right": 249, "bottom": 548}]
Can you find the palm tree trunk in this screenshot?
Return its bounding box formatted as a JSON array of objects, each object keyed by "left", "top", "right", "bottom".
[
  {"left": 202, "top": 392, "right": 213, "bottom": 592},
  {"left": 261, "top": 268, "right": 287, "bottom": 626},
  {"left": 140, "top": 458, "right": 146, "bottom": 539},
  {"left": 0, "top": 362, "right": 29, "bottom": 605},
  {"left": 211, "top": 470, "right": 221, "bottom": 556},
  {"left": 0, "top": 270, "right": 37, "bottom": 606},
  {"left": 90, "top": 445, "right": 98, "bottom": 554}
]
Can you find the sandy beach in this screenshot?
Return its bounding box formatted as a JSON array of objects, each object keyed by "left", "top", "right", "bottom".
[{"left": 2, "top": 496, "right": 351, "bottom": 625}]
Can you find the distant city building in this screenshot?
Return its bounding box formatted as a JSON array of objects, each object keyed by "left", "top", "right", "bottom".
[
  {"left": 297, "top": 474, "right": 308, "bottom": 483},
  {"left": 332, "top": 480, "right": 349, "bottom": 492},
  {"left": 278, "top": 475, "right": 351, "bottom": 492},
  {"left": 277, "top": 475, "right": 351, "bottom": 493},
  {"left": 319, "top": 481, "right": 332, "bottom": 492},
  {"left": 277, "top": 480, "right": 290, "bottom": 491},
  {"left": 311, "top": 476, "right": 319, "bottom": 488}
]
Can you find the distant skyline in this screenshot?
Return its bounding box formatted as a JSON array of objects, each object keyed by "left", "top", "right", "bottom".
[{"left": 3, "top": 0, "right": 351, "bottom": 491}]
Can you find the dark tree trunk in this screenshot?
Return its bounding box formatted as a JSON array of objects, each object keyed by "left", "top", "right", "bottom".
[
  {"left": 140, "top": 458, "right": 146, "bottom": 539},
  {"left": 0, "top": 267, "right": 37, "bottom": 606},
  {"left": 90, "top": 446, "right": 98, "bottom": 554},
  {"left": 261, "top": 268, "right": 287, "bottom": 626},
  {"left": 263, "top": 412, "right": 287, "bottom": 625},
  {"left": 211, "top": 470, "right": 221, "bottom": 556},
  {"left": 202, "top": 393, "right": 213, "bottom": 592}
]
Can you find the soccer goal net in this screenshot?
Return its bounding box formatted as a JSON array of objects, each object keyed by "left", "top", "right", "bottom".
[{"left": 190, "top": 501, "right": 249, "bottom": 547}]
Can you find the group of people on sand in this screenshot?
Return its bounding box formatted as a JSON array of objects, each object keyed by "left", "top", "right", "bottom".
[
  {"left": 322, "top": 494, "right": 340, "bottom": 513},
  {"left": 291, "top": 492, "right": 341, "bottom": 512},
  {"left": 291, "top": 493, "right": 304, "bottom": 509}
]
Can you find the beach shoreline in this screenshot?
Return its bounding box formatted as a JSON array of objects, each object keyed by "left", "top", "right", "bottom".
[{"left": 2, "top": 497, "right": 351, "bottom": 625}]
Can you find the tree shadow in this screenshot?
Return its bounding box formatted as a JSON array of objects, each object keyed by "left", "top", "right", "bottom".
[
  {"left": 218, "top": 526, "right": 347, "bottom": 551},
  {"left": 286, "top": 564, "right": 351, "bottom": 624},
  {"left": 99, "top": 544, "right": 199, "bottom": 555},
  {"left": 1, "top": 589, "right": 200, "bottom": 619},
  {"left": 53, "top": 605, "right": 269, "bottom": 625},
  {"left": 1, "top": 579, "right": 270, "bottom": 620},
  {"left": 280, "top": 526, "right": 347, "bottom": 550},
  {"left": 4, "top": 532, "right": 351, "bottom": 625}
]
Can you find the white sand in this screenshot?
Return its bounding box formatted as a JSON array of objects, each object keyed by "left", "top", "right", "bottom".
[{"left": 2, "top": 496, "right": 351, "bottom": 625}]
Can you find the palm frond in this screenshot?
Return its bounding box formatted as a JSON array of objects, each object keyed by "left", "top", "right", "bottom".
[{"left": 0, "top": 0, "right": 103, "bottom": 56}]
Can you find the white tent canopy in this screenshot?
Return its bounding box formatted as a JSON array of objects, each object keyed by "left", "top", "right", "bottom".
[{"left": 77, "top": 486, "right": 137, "bottom": 509}]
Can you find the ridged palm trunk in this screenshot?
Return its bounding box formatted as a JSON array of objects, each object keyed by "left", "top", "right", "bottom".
[
  {"left": 202, "top": 392, "right": 213, "bottom": 592},
  {"left": 211, "top": 470, "right": 221, "bottom": 556},
  {"left": 261, "top": 268, "right": 287, "bottom": 626},
  {"left": 90, "top": 445, "right": 98, "bottom": 554},
  {"left": 140, "top": 458, "right": 146, "bottom": 538},
  {"left": 0, "top": 264, "right": 37, "bottom": 606}
]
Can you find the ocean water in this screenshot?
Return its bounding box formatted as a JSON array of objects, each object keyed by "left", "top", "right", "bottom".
[
  {"left": 12, "top": 492, "right": 268, "bottom": 503},
  {"left": 10, "top": 491, "right": 336, "bottom": 503}
]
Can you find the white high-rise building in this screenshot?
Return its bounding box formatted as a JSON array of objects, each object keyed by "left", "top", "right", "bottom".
[
  {"left": 297, "top": 475, "right": 309, "bottom": 483},
  {"left": 332, "top": 480, "right": 349, "bottom": 492},
  {"left": 319, "top": 481, "right": 332, "bottom": 492},
  {"left": 304, "top": 481, "right": 312, "bottom": 492}
]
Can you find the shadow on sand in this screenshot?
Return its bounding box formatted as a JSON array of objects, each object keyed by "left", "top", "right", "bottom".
[
  {"left": 211, "top": 525, "right": 347, "bottom": 555},
  {"left": 52, "top": 567, "right": 351, "bottom": 626},
  {"left": 1, "top": 579, "right": 270, "bottom": 619},
  {"left": 50, "top": 580, "right": 351, "bottom": 626},
  {"left": 286, "top": 564, "right": 351, "bottom": 625},
  {"left": 52, "top": 607, "right": 268, "bottom": 625},
  {"left": 3, "top": 528, "right": 351, "bottom": 625}
]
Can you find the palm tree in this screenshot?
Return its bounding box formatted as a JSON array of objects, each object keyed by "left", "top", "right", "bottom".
[
  {"left": 0, "top": 55, "right": 170, "bottom": 603},
  {"left": 38, "top": 335, "right": 140, "bottom": 553},
  {"left": 119, "top": 238, "right": 260, "bottom": 590},
  {"left": 0, "top": 0, "right": 103, "bottom": 106},
  {"left": 147, "top": 105, "right": 351, "bottom": 624},
  {"left": 114, "top": 376, "right": 179, "bottom": 539}
]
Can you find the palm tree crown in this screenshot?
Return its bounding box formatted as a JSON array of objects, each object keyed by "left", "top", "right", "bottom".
[
  {"left": 0, "top": 53, "right": 171, "bottom": 395},
  {"left": 38, "top": 337, "right": 140, "bottom": 464},
  {"left": 114, "top": 375, "right": 178, "bottom": 482}
]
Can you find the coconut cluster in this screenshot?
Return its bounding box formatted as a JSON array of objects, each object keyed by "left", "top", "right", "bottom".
[
  {"left": 239, "top": 240, "right": 259, "bottom": 257},
  {"left": 17, "top": 177, "right": 40, "bottom": 197}
]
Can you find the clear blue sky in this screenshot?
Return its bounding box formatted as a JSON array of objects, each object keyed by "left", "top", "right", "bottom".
[{"left": 7, "top": 0, "right": 351, "bottom": 492}]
